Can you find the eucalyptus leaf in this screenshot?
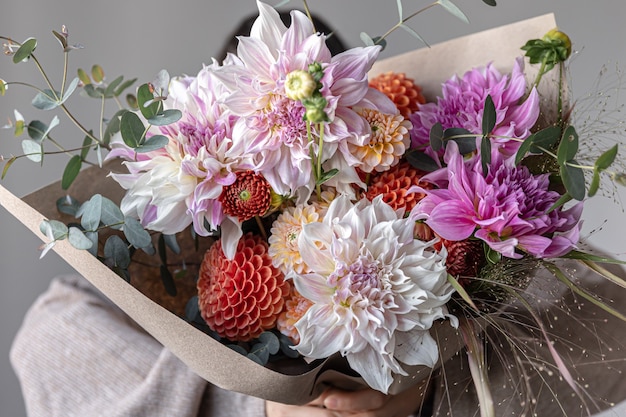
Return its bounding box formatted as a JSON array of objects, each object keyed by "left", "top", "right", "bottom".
[
  {"left": 60, "top": 77, "right": 80, "bottom": 104},
  {"left": 480, "top": 136, "right": 491, "bottom": 175},
  {"left": 83, "top": 84, "right": 105, "bottom": 99},
  {"left": 100, "top": 197, "right": 125, "bottom": 229},
  {"left": 398, "top": 24, "right": 428, "bottom": 47},
  {"left": 103, "top": 109, "right": 127, "bottom": 146},
  {"left": 278, "top": 334, "right": 299, "bottom": 358},
  {"left": 560, "top": 162, "right": 585, "bottom": 201},
  {"left": 80, "top": 194, "right": 103, "bottom": 231},
  {"left": 151, "top": 69, "right": 170, "bottom": 94},
  {"left": 39, "top": 219, "right": 68, "bottom": 241},
  {"left": 120, "top": 111, "right": 145, "bottom": 148},
  {"left": 158, "top": 233, "right": 168, "bottom": 265},
  {"left": 104, "top": 75, "right": 124, "bottom": 98},
  {"left": 482, "top": 0, "right": 496, "bottom": 6},
  {"left": 91, "top": 65, "right": 104, "bottom": 83},
  {"left": 68, "top": 227, "right": 94, "bottom": 250},
  {"left": 56, "top": 194, "right": 81, "bottom": 216},
  {"left": 147, "top": 109, "right": 182, "bottom": 126},
  {"left": 547, "top": 192, "right": 573, "bottom": 214},
  {"left": 588, "top": 168, "right": 601, "bottom": 198},
  {"left": 250, "top": 344, "right": 270, "bottom": 364},
  {"left": 228, "top": 344, "right": 248, "bottom": 355},
  {"left": 557, "top": 125, "right": 578, "bottom": 164},
  {"left": 104, "top": 235, "right": 130, "bottom": 269},
  {"left": 160, "top": 264, "right": 177, "bottom": 296},
  {"left": 21, "top": 139, "right": 43, "bottom": 163},
  {"left": 77, "top": 68, "right": 91, "bottom": 85},
  {"left": 429, "top": 122, "right": 444, "bottom": 151},
  {"left": 124, "top": 216, "right": 152, "bottom": 249},
  {"left": 405, "top": 150, "right": 440, "bottom": 172},
  {"left": 163, "top": 233, "right": 181, "bottom": 254},
  {"left": 360, "top": 32, "right": 375, "bottom": 47},
  {"left": 481, "top": 95, "right": 496, "bottom": 135},
  {"left": 246, "top": 352, "right": 264, "bottom": 365},
  {"left": 444, "top": 128, "right": 475, "bottom": 154},
  {"left": 135, "top": 134, "right": 169, "bottom": 153},
  {"left": 13, "top": 38, "right": 37, "bottom": 63},
  {"left": 32, "top": 90, "right": 60, "bottom": 110},
  {"left": 1, "top": 156, "right": 17, "bottom": 179},
  {"left": 396, "top": 0, "right": 403, "bottom": 20},
  {"left": 114, "top": 78, "right": 137, "bottom": 97},
  {"left": 84, "top": 231, "right": 99, "bottom": 256},
  {"left": 137, "top": 83, "right": 160, "bottom": 119},
  {"left": 52, "top": 30, "right": 68, "bottom": 49},
  {"left": 27, "top": 120, "right": 47, "bottom": 141},
  {"left": 595, "top": 144, "right": 618, "bottom": 171},
  {"left": 258, "top": 332, "right": 280, "bottom": 354},
  {"left": 437, "top": 0, "right": 469, "bottom": 24},
  {"left": 61, "top": 155, "right": 82, "bottom": 189},
  {"left": 185, "top": 296, "right": 202, "bottom": 323},
  {"left": 0, "top": 79, "right": 6, "bottom": 96}
]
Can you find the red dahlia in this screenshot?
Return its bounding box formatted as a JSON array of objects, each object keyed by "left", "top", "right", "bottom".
[
  {"left": 197, "top": 233, "right": 290, "bottom": 342},
  {"left": 365, "top": 161, "right": 433, "bottom": 213},
  {"left": 219, "top": 170, "right": 271, "bottom": 222}
]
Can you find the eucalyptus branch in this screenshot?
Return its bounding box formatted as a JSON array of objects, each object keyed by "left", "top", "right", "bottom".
[{"left": 376, "top": 2, "right": 438, "bottom": 45}]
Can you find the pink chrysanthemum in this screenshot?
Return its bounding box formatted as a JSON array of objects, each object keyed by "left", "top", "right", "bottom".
[
  {"left": 292, "top": 195, "right": 454, "bottom": 393},
  {"left": 409, "top": 57, "right": 540, "bottom": 158},
  {"left": 410, "top": 142, "right": 583, "bottom": 259},
  {"left": 197, "top": 233, "right": 290, "bottom": 342}
]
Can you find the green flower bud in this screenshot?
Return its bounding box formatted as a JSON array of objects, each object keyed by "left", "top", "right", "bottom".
[
  {"left": 285, "top": 70, "right": 317, "bottom": 101},
  {"left": 542, "top": 28, "right": 572, "bottom": 60},
  {"left": 304, "top": 107, "right": 329, "bottom": 123}
]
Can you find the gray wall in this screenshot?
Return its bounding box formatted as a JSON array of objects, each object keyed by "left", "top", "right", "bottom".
[{"left": 1, "top": 1, "right": 625, "bottom": 416}]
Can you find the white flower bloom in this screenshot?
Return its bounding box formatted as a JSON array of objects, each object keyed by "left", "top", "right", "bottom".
[{"left": 292, "top": 194, "right": 455, "bottom": 393}]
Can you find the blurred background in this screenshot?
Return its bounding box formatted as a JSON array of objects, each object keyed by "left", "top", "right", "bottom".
[{"left": 1, "top": 1, "right": 625, "bottom": 416}]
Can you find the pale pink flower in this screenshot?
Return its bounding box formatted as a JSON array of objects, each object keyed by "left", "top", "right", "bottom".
[{"left": 291, "top": 195, "right": 455, "bottom": 393}]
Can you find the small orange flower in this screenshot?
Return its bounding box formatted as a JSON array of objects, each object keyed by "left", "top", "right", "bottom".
[
  {"left": 219, "top": 170, "right": 271, "bottom": 222},
  {"left": 365, "top": 161, "right": 432, "bottom": 213},
  {"left": 197, "top": 233, "right": 290, "bottom": 342},
  {"left": 351, "top": 109, "right": 411, "bottom": 173},
  {"left": 369, "top": 72, "right": 426, "bottom": 118},
  {"left": 437, "top": 238, "right": 486, "bottom": 286},
  {"left": 277, "top": 287, "right": 313, "bottom": 344}
]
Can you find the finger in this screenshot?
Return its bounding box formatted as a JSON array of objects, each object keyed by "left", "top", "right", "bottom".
[
  {"left": 322, "top": 388, "right": 387, "bottom": 411},
  {"left": 266, "top": 400, "right": 341, "bottom": 417}
]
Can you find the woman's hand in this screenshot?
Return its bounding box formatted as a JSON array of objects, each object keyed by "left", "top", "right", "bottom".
[{"left": 265, "top": 380, "right": 430, "bottom": 417}]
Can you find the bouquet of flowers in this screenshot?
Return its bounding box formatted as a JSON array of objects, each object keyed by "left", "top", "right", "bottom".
[{"left": 2, "top": 1, "right": 626, "bottom": 415}]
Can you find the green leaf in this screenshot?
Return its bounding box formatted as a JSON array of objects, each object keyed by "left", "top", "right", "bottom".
[
  {"left": 100, "top": 197, "right": 125, "bottom": 228},
  {"left": 398, "top": 24, "right": 428, "bottom": 47},
  {"left": 39, "top": 219, "right": 68, "bottom": 240},
  {"left": 61, "top": 155, "right": 82, "bottom": 190},
  {"left": 547, "top": 192, "right": 572, "bottom": 213},
  {"left": 557, "top": 125, "right": 578, "bottom": 165},
  {"left": 52, "top": 30, "right": 68, "bottom": 49},
  {"left": 360, "top": 32, "right": 375, "bottom": 47},
  {"left": 134, "top": 134, "right": 169, "bottom": 153},
  {"left": 22, "top": 139, "right": 43, "bottom": 163},
  {"left": 114, "top": 78, "right": 137, "bottom": 97},
  {"left": 56, "top": 194, "right": 81, "bottom": 216},
  {"left": 91, "top": 65, "right": 104, "bottom": 83},
  {"left": 185, "top": 296, "right": 202, "bottom": 323},
  {"left": 405, "top": 150, "right": 440, "bottom": 172},
  {"left": 480, "top": 136, "right": 491, "bottom": 175},
  {"left": 163, "top": 234, "right": 181, "bottom": 255},
  {"left": 429, "top": 122, "right": 444, "bottom": 152},
  {"left": 1, "top": 156, "right": 17, "bottom": 179},
  {"left": 396, "top": 0, "right": 403, "bottom": 20},
  {"left": 60, "top": 77, "right": 80, "bottom": 104},
  {"left": 104, "top": 235, "right": 131, "bottom": 269},
  {"left": 32, "top": 89, "right": 60, "bottom": 110},
  {"left": 560, "top": 162, "right": 585, "bottom": 201},
  {"left": 278, "top": 333, "right": 299, "bottom": 358},
  {"left": 258, "top": 332, "right": 280, "bottom": 354},
  {"left": 588, "top": 168, "right": 601, "bottom": 198},
  {"left": 137, "top": 83, "right": 160, "bottom": 119},
  {"left": 437, "top": 0, "right": 469, "bottom": 24},
  {"left": 0, "top": 79, "right": 7, "bottom": 96},
  {"left": 444, "top": 128, "right": 475, "bottom": 154},
  {"left": 85, "top": 231, "right": 98, "bottom": 256},
  {"left": 104, "top": 75, "right": 124, "bottom": 98},
  {"left": 68, "top": 227, "right": 94, "bottom": 250},
  {"left": 147, "top": 109, "right": 182, "bottom": 126},
  {"left": 124, "top": 217, "right": 152, "bottom": 249},
  {"left": 77, "top": 68, "right": 91, "bottom": 85},
  {"left": 447, "top": 274, "right": 479, "bottom": 312},
  {"left": 80, "top": 133, "right": 93, "bottom": 160},
  {"left": 482, "top": 0, "right": 496, "bottom": 5},
  {"left": 103, "top": 109, "right": 127, "bottom": 146},
  {"left": 481, "top": 95, "right": 496, "bottom": 135},
  {"left": 160, "top": 264, "right": 177, "bottom": 296},
  {"left": 316, "top": 168, "right": 339, "bottom": 186},
  {"left": 595, "top": 144, "right": 618, "bottom": 171},
  {"left": 13, "top": 38, "right": 37, "bottom": 63},
  {"left": 83, "top": 84, "right": 105, "bottom": 99},
  {"left": 79, "top": 195, "right": 102, "bottom": 231},
  {"left": 120, "top": 111, "right": 145, "bottom": 148},
  {"left": 246, "top": 352, "right": 265, "bottom": 365},
  {"left": 485, "top": 246, "right": 501, "bottom": 265},
  {"left": 27, "top": 120, "right": 46, "bottom": 141}
]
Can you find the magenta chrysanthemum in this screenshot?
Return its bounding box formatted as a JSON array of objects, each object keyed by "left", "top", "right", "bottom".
[
  {"left": 409, "top": 57, "right": 540, "bottom": 158},
  {"left": 410, "top": 142, "right": 583, "bottom": 259}
]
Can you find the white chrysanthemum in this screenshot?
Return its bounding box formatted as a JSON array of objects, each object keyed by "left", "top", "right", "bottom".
[{"left": 292, "top": 195, "right": 456, "bottom": 393}]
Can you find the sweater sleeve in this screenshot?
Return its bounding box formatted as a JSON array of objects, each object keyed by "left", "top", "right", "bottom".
[{"left": 10, "top": 274, "right": 266, "bottom": 417}]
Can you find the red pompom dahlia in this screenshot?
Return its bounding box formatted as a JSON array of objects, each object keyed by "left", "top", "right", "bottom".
[
  {"left": 365, "top": 161, "right": 433, "bottom": 213},
  {"left": 197, "top": 233, "right": 290, "bottom": 341},
  {"left": 219, "top": 170, "right": 272, "bottom": 222},
  {"left": 369, "top": 71, "right": 426, "bottom": 118}
]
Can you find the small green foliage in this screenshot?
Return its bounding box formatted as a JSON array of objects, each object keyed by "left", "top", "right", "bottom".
[
  {"left": 104, "top": 235, "right": 131, "bottom": 269},
  {"left": 91, "top": 64, "right": 105, "bottom": 83},
  {"left": 123, "top": 216, "right": 152, "bottom": 249},
  {"left": 61, "top": 155, "right": 82, "bottom": 189},
  {"left": 397, "top": 24, "right": 426, "bottom": 48},
  {"left": 13, "top": 38, "right": 37, "bottom": 63},
  {"left": 120, "top": 111, "right": 146, "bottom": 148},
  {"left": 1, "top": 156, "right": 17, "bottom": 179},
  {"left": 0, "top": 79, "right": 6, "bottom": 96},
  {"left": 481, "top": 95, "right": 496, "bottom": 135},
  {"left": 160, "top": 264, "right": 177, "bottom": 296},
  {"left": 68, "top": 227, "right": 94, "bottom": 250},
  {"left": 480, "top": 136, "right": 491, "bottom": 175},
  {"left": 437, "top": 0, "right": 469, "bottom": 24},
  {"left": 316, "top": 168, "right": 338, "bottom": 186},
  {"left": 137, "top": 83, "right": 161, "bottom": 119},
  {"left": 560, "top": 162, "right": 585, "bottom": 201},
  {"left": 80, "top": 133, "right": 93, "bottom": 160},
  {"left": 405, "top": 149, "right": 440, "bottom": 172},
  {"left": 482, "top": 0, "right": 496, "bottom": 5},
  {"left": 147, "top": 109, "right": 182, "bottom": 126},
  {"left": 52, "top": 30, "right": 68, "bottom": 50},
  {"left": 589, "top": 144, "right": 619, "bottom": 197},
  {"left": 32, "top": 89, "right": 60, "bottom": 110},
  {"left": 429, "top": 123, "right": 444, "bottom": 152},
  {"left": 522, "top": 29, "right": 572, "bottom": 79},
  {"left": 99, "top": 196, "right": 125, "bottom": 229},
  {"left": 56, "top": 195, "right": 81, "bottom": 216},
  {"left": 557, "top": 125, "right": 578, "bottom": 165},
  {"left": 79, "top": 194, "right": 104, "bottom": 230},
  {"left": 163, "top": 234, "right": 181, "bottom": 255},
  {"left": 134, "top": 134, "right": 169, "bottom": 153},
  {"left": 515, "top": 125, "right": 561, "bottom": 165},
  {"left": 39, "top": 219, "right": 68, "bottom": 241},
  {"left": 103, "top": 110, "right": 127, "bottom": 146},
  {"left": 77, "top": 68, "right": 91, "bottom": 85}
]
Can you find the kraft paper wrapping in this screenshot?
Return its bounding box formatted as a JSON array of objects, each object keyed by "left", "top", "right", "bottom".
[{"left": 0, "top": 14, "right": 557, "bottom": 404}]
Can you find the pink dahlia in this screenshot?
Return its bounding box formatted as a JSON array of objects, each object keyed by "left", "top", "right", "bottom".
[
  {"left": 213, "top": 1, "right": 396, "bottom": 201},
  {"left": 409, "top": 58, "right": 540, "bottom": 158},
  {"left": 410, "top": 142, "right": 583, "bottom": 259},
  {"left": 108, "top": 63, "right": 257, "bottom": 258}
]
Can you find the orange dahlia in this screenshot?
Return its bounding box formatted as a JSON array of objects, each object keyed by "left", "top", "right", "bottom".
[
  {"left": 365, "top": 160, "right": 432, "bottom": 213},
  {"left": 276, "top": 287, "right": 313, "bottom": 344},
  {"left": 197, "top": 233, "right": 290, "bottom": 342},
  {"left": 369, "top": 72, "right": 426, "bottom": 118},
  {"left": 219, "top": 170, "right": 271, "bottom": 222},
  {"left": 439, "top": 238, "right": 486, "bottom": 286}
]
